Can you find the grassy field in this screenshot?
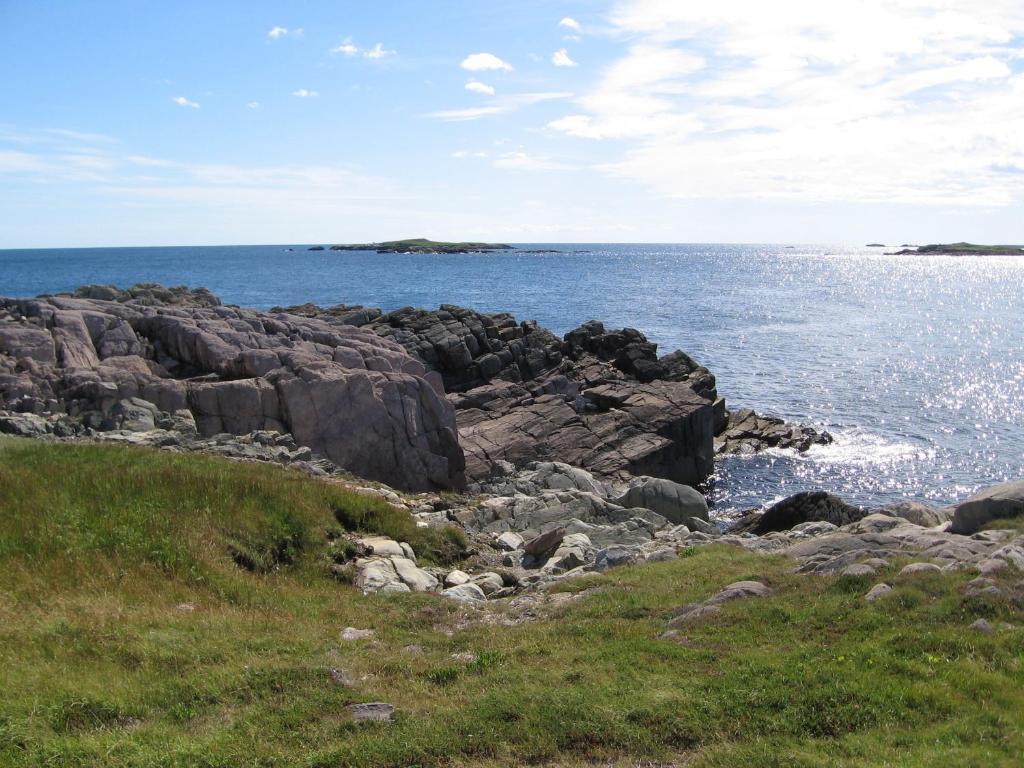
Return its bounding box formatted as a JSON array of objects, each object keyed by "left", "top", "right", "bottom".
[{"left": 1, "top": 437, "right": 1022, "bottom": 767}]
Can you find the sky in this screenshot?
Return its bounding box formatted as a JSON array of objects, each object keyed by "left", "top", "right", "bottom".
[{"left": 1, "top": 0, "right": 1023, "bottom": 247}]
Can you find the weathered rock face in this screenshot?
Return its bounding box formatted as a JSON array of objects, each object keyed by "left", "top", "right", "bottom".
[
  {"left": 715, "top": 408, "right": 832, "bottom": 455},
  {"left": 0, "top": 286, "right": 464, "bottom": 491},
  {"left": 281, "top": 301, "right": 718, "bottom": 486},
  {"left": 948, "top": 481, "right": 1024, "bottom": 535}
]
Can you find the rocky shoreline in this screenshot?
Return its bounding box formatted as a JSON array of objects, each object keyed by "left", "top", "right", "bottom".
[{"left": 2, "top": 283, "right": 1020, "bottom": 608}]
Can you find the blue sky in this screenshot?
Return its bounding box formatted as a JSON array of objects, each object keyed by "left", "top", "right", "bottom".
[{"left": 1, "top": 0, "right": 1023, "bottom": 247}]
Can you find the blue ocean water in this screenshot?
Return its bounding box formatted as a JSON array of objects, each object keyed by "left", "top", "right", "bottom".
[{"left": 2, "top": 243, "right": 1022, "bottom": 512}]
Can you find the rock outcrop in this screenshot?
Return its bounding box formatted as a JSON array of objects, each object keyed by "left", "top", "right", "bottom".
[
  {"left": 948, "top": 481, "right": 1024, "bottom": 535},
  {"left": 0, "top": 285, "right": 464, "bottom": 491}
]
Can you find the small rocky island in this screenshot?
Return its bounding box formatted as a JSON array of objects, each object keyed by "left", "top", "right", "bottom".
[
  {"left": 327, "top": 238, "right": 513, "bottom": 254},
  {"left": 887, "top": 242, "right": 1024, "bottom": 256}
]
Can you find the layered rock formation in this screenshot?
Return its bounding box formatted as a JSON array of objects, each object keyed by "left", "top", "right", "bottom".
[
  {"left": 277, "top": 300, "right": 829, "bottom": 484},
  {"left": 2, "top": 283, "right": 830, "bottom": 495},
  {"left": 0, "top": 285, "right": 464, "bottom": 491}
]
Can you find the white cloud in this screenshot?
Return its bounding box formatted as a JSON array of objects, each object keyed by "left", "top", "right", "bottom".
[
  {"left": 292, "top": 89, "right": 318, "bottom": 98},
  {"left": 493, "top": 151, "right": 575, "bottom": 171},
  {"left": 465, "top": 80, "right": 495, "bottom": 96},
  {"left": 364, "top": 42, "right": 395, "bottom": 59},
  {"left": 427, "top": 91, "right": 571, "bottom": 121},
  {"left": 452, "top": 150, "right": 488, "bottom": 158},
  {"left": 246, "top": 101, "right": 260, "bottom": 109},
  {"left": 552, "top": 49, "right": 578, "bottom": 67},
  {"left": 332, "top": 39, "right": 359, "bottom": 56},
  {"left": 548, "top": 0, "right": 1024, "bottom": 206},
  {"left": 172, "top": 96, "right": 200, "bottom": 109},
  {"left": 268, "top": 26, "right": 288, "bottom": 39},
  {"left": 559, "top": 17, "right": 581, "bottom": 31},
  {"left": 460, "top": 53, "right": 513, "bottom": 72},
  {"left": 331, "top": 40, "right": 395, "bottom": 59}
]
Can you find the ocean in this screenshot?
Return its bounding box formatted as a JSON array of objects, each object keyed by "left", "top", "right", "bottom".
[{"left": 2, "top": 242, "right": 1022, "bottom": 513}]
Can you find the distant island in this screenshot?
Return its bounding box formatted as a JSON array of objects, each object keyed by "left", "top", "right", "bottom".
[
  {"left": 866, "top": 243, "right": 886, "bottom": 247},
  {"left": 886, "top": 242, "right": 1024, "bottom": 256},
  {"left": 320, "top": 238, "right": 513, "bottom": 254}
]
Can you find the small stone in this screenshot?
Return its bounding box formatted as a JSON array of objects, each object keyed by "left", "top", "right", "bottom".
[
  {"left": 329, "top": 667, "right": 354, "bottom": 686},
  {"left": 346, "top": 702, "right": 395, "bottom": 722},
  {"left": 402, "top": 644, "right": 425, "bottom": 655},
  {"left": 494, "top": 532, "right": 525, "bottom": 551},
  {"left": 969, "top": 618, "right": 995, "bottom": 634},
  {"left": 450, "top": 651, "right": 477, "bottom": 663},
  {"left": 175, "top": 603, "right": 196, "bottom": 612},
  {"left": 900, "top": 562, "right": 942, "bottom": 575},
  {"left": 864, "top": 583, "right": 892, "bottom": 602},
  {"left": 341, "top": 627, "right": 375, "bottom": 641},
  {"left": 841, "top": 563, "right": 876, "bottom": 577},
  {"left": 667, "top": 603, "right": 722, "bottom": 627},
  {"left": 472, "top": 572, "right": 505, "bottom": 595}
]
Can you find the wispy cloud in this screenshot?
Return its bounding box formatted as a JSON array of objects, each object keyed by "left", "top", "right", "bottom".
[
  {"left": 246, "top": 101, "right": 260, "bottom": 109},
  {"left": 548, "top": 0, "right": 1024, "bottom": 206},
  {"left": 460, "top": 53, "right": 513, "bottom": 72},
  {"left": 493, "top": 151, "right": 575, "bottom": 171},
  {"left": 45, "top": 128, "right": 118, "bottom": 144},
  {"left": 330, "top": 39, "right": 396, "bottom": 59},
  {"left": 268, "top": 26, "right": 301, "bottom": 39},
  {"left": 552, "top": 49, "right": 578, "bottom": 67},
  {"left": 427, "top": 91, "right": 571, "bottom": 121},
  {"left": 465, "top": 80, "right": 495, "bottom": 96},
  {"left": 364, "top": 42, "right": 395, "bottom": 59},
  {"left": 559, "top": 17, "right": 581, "bottom": 32},
  {"left": 292, "top": 89, "right": 318, "bottom": 98},
  {"left": 172, "top": 96, "right": 200, "bottom": 109}
]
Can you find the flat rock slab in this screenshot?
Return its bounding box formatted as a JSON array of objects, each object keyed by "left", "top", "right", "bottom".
[
  {"left": 340, "top": 627, "right": 375, "bottom": 641},
  {"left": 900, "top": 562, "right": 942, "bottom": 575},
  {"left": 346, "top": 703, "right": 395, "bottom": 722},
  {"left": 706, "top": 580, "right": 772, "bottom": 605}
]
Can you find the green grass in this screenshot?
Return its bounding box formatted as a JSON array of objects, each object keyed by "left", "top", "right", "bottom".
[{"left": 1, "top": 438, "right": 1022, "bottom": 767}]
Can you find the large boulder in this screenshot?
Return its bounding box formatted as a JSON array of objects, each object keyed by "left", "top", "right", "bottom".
[
  {"left": 613, "top": 476, "right": 709, "bottom": 524},
  {"left": 740, "top": 491, "right": 866, "bottom": 534},
  {"left": 948, "top": 481, "right": 1024, "bottom": 535}
]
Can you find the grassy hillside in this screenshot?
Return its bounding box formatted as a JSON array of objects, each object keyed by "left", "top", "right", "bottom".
[{"left": 1, "top": 438, "right": 1022, "bottom": 767}]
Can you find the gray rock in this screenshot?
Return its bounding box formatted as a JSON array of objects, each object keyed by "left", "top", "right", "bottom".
[
  {"left": 346, "top": 702, "right": 395, "bottom": 722},
  {"left": 741, "top": 491, "right": 866, "bottom": 534},
  {"left": 948, "top": 481, "right": 1024, "bottom": 535},
  {"left": 340, "top": 627, "right": 375, "bottom": 641},
  {"left": 613, "top": 477, "right": 709, "bottom": 524},
  {"left": 900, "top": 562, "right": 941, "bottom": 575},
  {"left": 841, "top": 563, "right": 877, "bottom": 577},
  {"left": 873, "top": 501, "right": 951, "bottom": 528},
  {"left": 494, "top": 531, "right": 525, "bottom": 551},
  {"left": 864, "top": 583, "right": 892, "bottom": 602},
  {"left": 472, "top": 572, "right": 505, "bottom": 595},
  {"left": 594, "top": 546, "right": 638, "bottom": 571},
  {"left": 443, "top": 569, "right": 471, "bottom": 587},
  {"left": 524, "top": 528, "right": 565, "bottom": 558},
  {"left": 969, "top": 618, "right": 995, "bottom": 634},
  {"left": 442, "top": 583, "right": 487, "bottom": 603},
  {"left": 705, "top": 580, "right": 772, "bottom": 605}
]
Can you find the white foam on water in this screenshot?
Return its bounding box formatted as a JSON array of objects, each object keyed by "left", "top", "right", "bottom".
[{"left": 765, "top": 427, "right": 935, "bottom": 468}]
